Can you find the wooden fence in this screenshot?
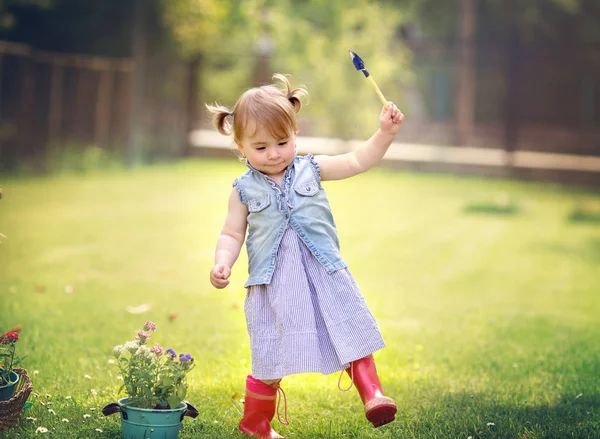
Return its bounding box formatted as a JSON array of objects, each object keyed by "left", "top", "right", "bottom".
[
  {"left": 0, "top": 40, "right": 190, "bottom": 171},
  {"left": 1, "top": 37, "right": 598, "bottom": 173},
  {"left": 401, "top": 40, "right": 600, "bottom": 157}
]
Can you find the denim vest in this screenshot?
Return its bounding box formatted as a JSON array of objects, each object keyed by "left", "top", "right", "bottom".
[{"left": 233, "top": 154, "right": 347, "bottom": 287}]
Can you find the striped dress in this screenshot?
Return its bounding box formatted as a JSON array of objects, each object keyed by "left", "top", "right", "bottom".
[{"left": 245, "top": 227, "right": 386, "bottom": 380}]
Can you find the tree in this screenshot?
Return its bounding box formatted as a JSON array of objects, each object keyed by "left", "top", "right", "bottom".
[
  {"left": 0, "top": 0, "right": 133, "bottom": 56},
  {"left": 392, "top": 0, "right": 598, "bottom": 152},
  {"left": 392, "top": 0, "right": 588, "bottom": 42},
  {"left": 160, "top": 0, "right": 413, "bottom": 139},
  {"left": 0, "top": 0, "right": 50, "bottom": 31}
]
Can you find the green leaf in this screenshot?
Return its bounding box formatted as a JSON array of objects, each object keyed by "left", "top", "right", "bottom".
[
  {"left": 176, "top": 384, "right": 187, "bottom": 401},
  {"left": 160, "top": 377, "right": 173, "bottom": 387},
  {"left": 167, "top": 395, "right": 179, "bottom": 410}
]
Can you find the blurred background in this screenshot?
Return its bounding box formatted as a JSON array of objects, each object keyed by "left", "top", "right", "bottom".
[
  {"left": 0, "top": 0, "right": 599, "bottom": 184},
  {"left": 1, "top": 4, "right": 600, "bottom": 439}
]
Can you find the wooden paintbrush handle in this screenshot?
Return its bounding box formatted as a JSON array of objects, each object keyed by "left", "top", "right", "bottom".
[{"left": 367, "top": 76, "right": 388, "bottom": 106}]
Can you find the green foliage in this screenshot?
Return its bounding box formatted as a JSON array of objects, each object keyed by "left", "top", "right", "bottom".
[
  {"left": 270, "top": 0, "right": 412, "bottom": 139},
  {"left": 0, "top": 144, "right": 127, "bottom": 177},
  {"left": 161, "top": 0, "right": 231, "bottom": 57},
  {"left": 162, "top": 0, "right": 413, "bottom": 139},
  {"left": 112, "top": 322, "right": 195, "bottom": 409},
  {"left": 0, "top": 0, "right": 52, "bottom": 30},
  {"left": 395, "top": 0, "right": 597, "bottom": 42},
  {"left": 44, "top": 145, "right": 124, "bottom": 174}
]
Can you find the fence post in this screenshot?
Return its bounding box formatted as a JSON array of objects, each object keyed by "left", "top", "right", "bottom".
[
  {"left": 48, "top": 61, "right": 64, "bottom": 147},
  {"left": 455, "top": 0, "right": 476, "bottom": 146},
  {"left": 127, "top": 0, "right": 146, "bottom": 166},
  {"left": 17, "top": 56, "right": 36, "bottom": 163},
  {"left": 95, "top": 67, "right": 114, "bottom": 149},
  {"left": 184, "top": 55, "right": 201, "bottom": 156},
  {"left": 504, "top": 30, "right": 521, "bottom": 166}
]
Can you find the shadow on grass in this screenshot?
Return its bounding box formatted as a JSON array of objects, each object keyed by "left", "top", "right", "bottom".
[
  {"left": 568, "top": 206, "right": 600, "bottom": 224},
  {"left": 463, "top": 203, "right": 520, "bottom": 216},
  {"left": 463, "top": 193, "right": 520, "bottom": 216},
  {"left": 418, "top": 391, "right": 600, "bottom": 439},
  {"left": 532, "top": 238, "right": 600, "bottom": 263},
  {"left": 403, "top": 315, "right": 600, "bottom": 438}
]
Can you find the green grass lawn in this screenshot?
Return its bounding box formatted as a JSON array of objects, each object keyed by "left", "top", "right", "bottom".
[{"left": 1, "top": 159, "right": 599, "bottom": 438}]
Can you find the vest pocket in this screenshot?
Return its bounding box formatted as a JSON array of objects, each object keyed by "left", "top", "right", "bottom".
[
  {"left": 247, "top": 193, "right": 271, "bottom": 212},
  {"left": 294, "top": 178, "right": 319, "bottom": 196}
]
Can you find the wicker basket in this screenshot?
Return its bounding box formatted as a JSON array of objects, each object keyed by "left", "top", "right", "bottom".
[{"left": 0, "top": 368, "right": 33, "bottom": 431}]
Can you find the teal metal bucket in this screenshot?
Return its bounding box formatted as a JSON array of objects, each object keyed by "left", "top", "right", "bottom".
[
  {"left": 0, "top": 369, "right": 19, "bottom": 400},
  {"left": 102, "top": 398, "right": 198, "bottom": 439}
]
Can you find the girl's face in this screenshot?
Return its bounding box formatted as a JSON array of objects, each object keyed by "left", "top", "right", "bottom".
[{"left": 237, "top": 122, "right": 296, "bottom": 179}]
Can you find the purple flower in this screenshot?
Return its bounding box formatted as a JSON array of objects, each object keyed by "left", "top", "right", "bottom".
[
  {"left": 165, "top": 348, "right": 176, "bottom": 359},
  {"left": 179, "top": 353, "right": 193, "bottom": 362}
]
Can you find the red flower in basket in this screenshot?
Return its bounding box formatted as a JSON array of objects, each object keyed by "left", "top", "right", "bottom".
[
  {"left": 0, "top": 332, "right": 18, "bottom": 344},
  {"left": 0, "top": 331, "right": 24, "bottom": 386}
]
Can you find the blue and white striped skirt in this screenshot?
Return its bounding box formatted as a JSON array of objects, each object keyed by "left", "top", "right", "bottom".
[{"left": 245, "top": 227, "right": 386, "bottom": 380}]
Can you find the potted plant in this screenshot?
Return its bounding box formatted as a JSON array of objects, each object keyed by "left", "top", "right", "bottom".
[
  {"left": 0, "top": 330, "right": 33, "bottom": 433},
  {"left": 102, "top": 321, "right": 198, "bottom": 439},
  {"left": 0, "top": 331, "right": 24, "bottom": 401}
]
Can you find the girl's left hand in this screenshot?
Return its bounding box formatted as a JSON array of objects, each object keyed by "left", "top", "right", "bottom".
[{"left": 379, "top": 102, "right": 404, "bottom": 136}]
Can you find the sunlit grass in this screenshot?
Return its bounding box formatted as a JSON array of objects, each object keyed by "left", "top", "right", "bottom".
[{"left": 1, "top": 159, "right": 599, "bottom": 438}]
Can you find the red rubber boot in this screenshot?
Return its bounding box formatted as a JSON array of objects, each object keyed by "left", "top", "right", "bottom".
[
  {"left": 239, "top": 375, "right": 287, "bottom": 438},
  {"left": 346, "top": 356, "right": 396, "bottom": 427}
]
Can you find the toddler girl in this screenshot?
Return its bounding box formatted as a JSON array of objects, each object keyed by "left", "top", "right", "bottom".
[{"left": 207, "top": 74, "right": 404, "bottom": 438}]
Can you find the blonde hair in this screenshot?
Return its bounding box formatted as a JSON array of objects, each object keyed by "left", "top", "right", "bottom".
[{"left": 206, "top": 74, "right": 309, "bottom": 144}]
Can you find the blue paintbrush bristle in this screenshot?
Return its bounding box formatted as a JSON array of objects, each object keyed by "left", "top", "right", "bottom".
[{"left": 349, "top": 50, "right": 370, "bottom": 78}]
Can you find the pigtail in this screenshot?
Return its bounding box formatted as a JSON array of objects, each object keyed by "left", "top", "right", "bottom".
[
  {"left": 272, "top": 73, "right": 309, "bottom": 113},
  {"left": 205, "top": 103, "right": 234, "bottom": 136}
]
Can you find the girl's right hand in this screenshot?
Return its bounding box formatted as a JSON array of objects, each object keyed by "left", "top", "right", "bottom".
[{"left": 210, "top": 264, "right": 231, "bottom": 289}]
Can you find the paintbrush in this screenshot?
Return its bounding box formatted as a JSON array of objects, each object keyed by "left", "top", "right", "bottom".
[{"left": 349, "top": 50, "right": 388, "bottom": 106}]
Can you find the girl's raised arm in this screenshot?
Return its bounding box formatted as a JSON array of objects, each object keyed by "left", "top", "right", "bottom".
[{"left": 314, "top": 103, "right": 404, "bottom": 181}]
